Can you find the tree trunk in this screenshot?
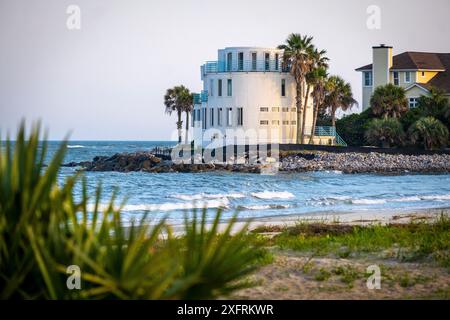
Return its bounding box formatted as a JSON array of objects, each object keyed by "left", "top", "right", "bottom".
[
  {"left": 296, "top": 81, "right": 303, "bottom": 144},
  {"left": 331, "top": 106, "right": 336, "bottom": 127},
  {"left": 309, "top": 95, "right": 318, "bottom": 144},
  {"left": 301, "top": 85, "right": 311, "bottom": 144},
  {"left": 177, "top": 110, "right": 182, "bottom": 144},
  {"left": 184, "top": 111, "right": 190, "bottom": 144}
]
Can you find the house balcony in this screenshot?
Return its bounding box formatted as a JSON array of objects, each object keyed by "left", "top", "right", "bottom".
[
  {"left": 193, "top": 90, "right": 208, "bottom": 105},
  {"left": 202, "top": 60, "right": 289, "bottom": 74}
]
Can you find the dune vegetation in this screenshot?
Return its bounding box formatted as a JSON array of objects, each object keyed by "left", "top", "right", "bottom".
[{"left": 0, "top": 123, "right": 266, "bottom": 299}]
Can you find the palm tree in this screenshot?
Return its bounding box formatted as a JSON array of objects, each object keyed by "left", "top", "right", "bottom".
[
  {"left": 323, "top": 75, "right": 357, "bottom": 127},
  {"left": 417, "top": 86, "right": 450, "bottom": 119},
  {"left": 303, "top": 48, "right": 329, "bottom": 144},
  {"left": 164, "top": 85, "right": 192, "bottom": 144},
  {"left": 365, "top": 118, "right": 405, "bottom": 148},
  {"left": 370, "top": 84, "right": 408, "bottom": 119},
  {"left": 182, "top": 92, "right": 194, "bottom": 144},
  {"left": 308, "top": 67, "right": 328, "bottom": 144},
  {"left": 278, "top": 34, "right": 314, "bottom": 144},
  {"left": 408, "top": 116, "right": 449, "bottom": 150}
]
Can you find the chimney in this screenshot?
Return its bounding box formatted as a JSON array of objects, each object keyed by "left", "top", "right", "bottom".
[{"left": 372, "top": 44, "right": 393, "bottom": 90}]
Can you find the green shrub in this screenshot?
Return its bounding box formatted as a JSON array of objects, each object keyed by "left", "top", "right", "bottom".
[
  {"left": 408, "top": 116, "right": 449, "bottom": 150},
  {"left": 364, "top": 118, "right": 405, "bottom": 148},
  {"left": 0, "top": 123, "right": 261, "bottom": 299},
  {"left": 336, "top": 108, "right": 374, "bottom": 146},
  {"left": 400, "top": 107, "right": 424, "bottom": 132}
]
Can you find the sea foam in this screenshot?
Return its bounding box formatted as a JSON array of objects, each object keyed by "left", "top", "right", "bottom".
[
  {"left": 250, "top": 191, "right": 295, "bottom": 199},
  {"left": 171, "top": 192, "right": 245, "bottom": 201},
  {"left": 89, "top": 198, "right": 229, "bottom": 212}
]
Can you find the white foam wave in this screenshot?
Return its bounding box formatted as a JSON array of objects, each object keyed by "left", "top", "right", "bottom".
[
  {"left": 251, "top": 191, "right": 295, "bottom": 199},
  {"left": 348, "top": 194, "right": 450, "bottom": 206},
  {"left": 171, "top": 192, "right": 245, "bottom": 201},
  {"left": 420, "top": 194, "right": 450, "bottom": 201},
  {"left": 88, "top": 198, "right": 229, "bottom": 212},
  {"left": 352, "top": 199, "right": 386, "bottom": 205},
  {"left": 239, "top": 204, "right": 291, "bottom": 210},
  {"left": 67, "top": 145, "right": 85, "bottom": 148},
  {"left": 391, "top": 196, "right": 421, "bottom": 202}
]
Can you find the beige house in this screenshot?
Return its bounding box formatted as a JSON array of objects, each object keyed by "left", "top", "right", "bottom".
[{"left": 356, "top": 45, "right": 450, "bottom": 110}]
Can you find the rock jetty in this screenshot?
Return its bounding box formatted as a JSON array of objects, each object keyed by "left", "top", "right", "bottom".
[{"left": 62, "top": 151, "right": 450, "bottom": 174}]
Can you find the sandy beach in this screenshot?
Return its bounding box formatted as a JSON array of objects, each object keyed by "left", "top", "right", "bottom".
[{"left": 229, "top": 208, "right": 450, "bottom": 300}]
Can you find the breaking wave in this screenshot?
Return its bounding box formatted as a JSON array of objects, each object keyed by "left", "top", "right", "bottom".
[{"left": 251, "top": 191, "right": 295, "bottom": 199}]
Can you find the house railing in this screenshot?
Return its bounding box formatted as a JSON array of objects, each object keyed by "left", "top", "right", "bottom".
[
  {"left": 193, "top": 90, "right": 208, "bottom": 105},
  {"left": 203, "top": 59, "right": 289, "bottom": 74},
  {"left": 309, "top": 126, "right": 348, "bottom": 147}
]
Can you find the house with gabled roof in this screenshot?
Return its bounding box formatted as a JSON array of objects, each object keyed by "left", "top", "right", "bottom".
[{"left": 356, "top": 45, "right": 450, "bottom": 110}]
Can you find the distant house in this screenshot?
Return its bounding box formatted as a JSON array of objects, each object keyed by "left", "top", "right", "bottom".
[{"left": 356, "top": 45, "right": 450, "bottom": 110}]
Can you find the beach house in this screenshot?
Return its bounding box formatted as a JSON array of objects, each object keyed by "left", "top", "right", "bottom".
[
  {"left": 356, "top": 45, "right": 450, "bottom": 110},
  {"left": 192, "top": 47, "right": 339, "bottom": 147}
]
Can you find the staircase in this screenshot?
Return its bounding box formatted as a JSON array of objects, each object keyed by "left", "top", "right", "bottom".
[{"left": 314, "top": 126, "right": 348, "bottom": 147}]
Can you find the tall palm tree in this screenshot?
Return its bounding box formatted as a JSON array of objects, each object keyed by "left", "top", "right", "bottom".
[
  {"left": 164, "top": 85, "right": 192, "bottom": 144},
  {"left": 278, "top": 33, "right": 314, "bottom": 144},
  {"left": 302, "top": 48, "right": 329, "bottom": 143},
  {"left": 182, "top": 92, "right": 194, "bottom": 144},
  {"left": 324, "top": 76, "right": 357, "bottom": 127},
  {"left": 308, "top": 67, "right": 328, "bottom": 144},
  {"left": 370, "top": 83, "right": 408, "bottom": 119}
]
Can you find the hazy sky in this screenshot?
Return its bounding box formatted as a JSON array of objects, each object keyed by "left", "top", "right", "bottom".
[{"left": 0, "top": 0, "right": 449, "bottom": 140}]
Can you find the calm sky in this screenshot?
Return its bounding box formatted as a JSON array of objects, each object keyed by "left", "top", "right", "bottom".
[{"left": 0, "top": 0, "right": 449, "bottom": 140}]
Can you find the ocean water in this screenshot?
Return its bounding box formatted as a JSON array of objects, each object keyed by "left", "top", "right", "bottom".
[{"left": 43, "top": 141, "right": 450, "bottom": 224}]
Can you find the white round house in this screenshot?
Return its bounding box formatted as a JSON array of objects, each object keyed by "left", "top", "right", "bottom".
[{"left": 192, "top": 47, "right": 337, "bottom": 147}]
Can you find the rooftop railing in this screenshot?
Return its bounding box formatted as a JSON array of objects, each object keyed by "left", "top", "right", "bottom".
[{"left": 203, "top": 59, "right": 289, "bottom": 74}]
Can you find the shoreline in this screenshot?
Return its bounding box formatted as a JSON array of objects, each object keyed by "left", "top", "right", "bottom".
[{"left": 167, "top": 207, "right": 450, "bottom": 235}]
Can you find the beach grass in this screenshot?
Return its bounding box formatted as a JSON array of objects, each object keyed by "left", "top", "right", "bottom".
[{"left": 252, "top": 215, "right": 450, "bottom": 270}]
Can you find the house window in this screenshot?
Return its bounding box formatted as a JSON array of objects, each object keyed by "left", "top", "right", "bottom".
[
  {"left": 237, "top": 107, "right": 243, "bottom": 126},
  {"left": 393, "top": 72, "right": 399, "bottom": 85},
  {"left": 272, "top": 107, "right": 280, "bottom": 112},
  {"left": 260, "top": 107, "right": 269, "bottom": 112},
  {"left": 238, "top": 52, "right": 244, "bottom": 71},
  {"left": 251, "top": 52, "right": 257, "bottom": 71},
  {"left": 209, "top": 79, "right": 214, "bottom": 96},
  {"left": 227, "top": 108, "right": 232, "bottom": 126},
  {"left": 409, "top": 97, "right": 419, "bottom": 109},
  {"left": 227, "top": 52, "right": 232, "bottom": 71},
  {"left": 405, "top": 71, "right": 411, "bottom": 83},
  {"left": 210, "top": 108, "right": 214, "bottom": 126},
  {"left": 272, "top": 120, "right": 280, "bottom": 125},
  {"left": 282, "top": 120, "right": 290, "bottom": 125},
  {"left": 260, "top": 120, "right": 269, "bottom": 125},
  {"left": 291, "top": 107, "right": 297, "bottom": 112},
  {"left": 196, "top": 110, "right": 201, "bottom": 125},
  {"left": 364, "top": 71, "right": 373, "bottom": 86},
  {"left": 282, "top": 107, "right": 289, "bottom": 112},
  {"left": 265, "top": 52, "right": 270, "bottom": 71},
  {"left": 217, "top": 108, "right": 222, "bottom": 126},
  {"left": 281, "top": 79, "right": 286, "bottom": 97},
  {"left": 218, "top": 79, "right": 222, "bottom": 96},
  {"left": 227, "top": 79, "right": 232, "bottom": 96},
  {"left": 291, "top": 120, "right": 297, "bottom": 125},
  {"left": 202, "top": 108, "right": 207, "bottom": 129},
  {"left": 421, "top": 71, "right": 425, "bottom": 77},
  {"left": 275, "top": 53, "right": 279, "bottom": 71}
]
